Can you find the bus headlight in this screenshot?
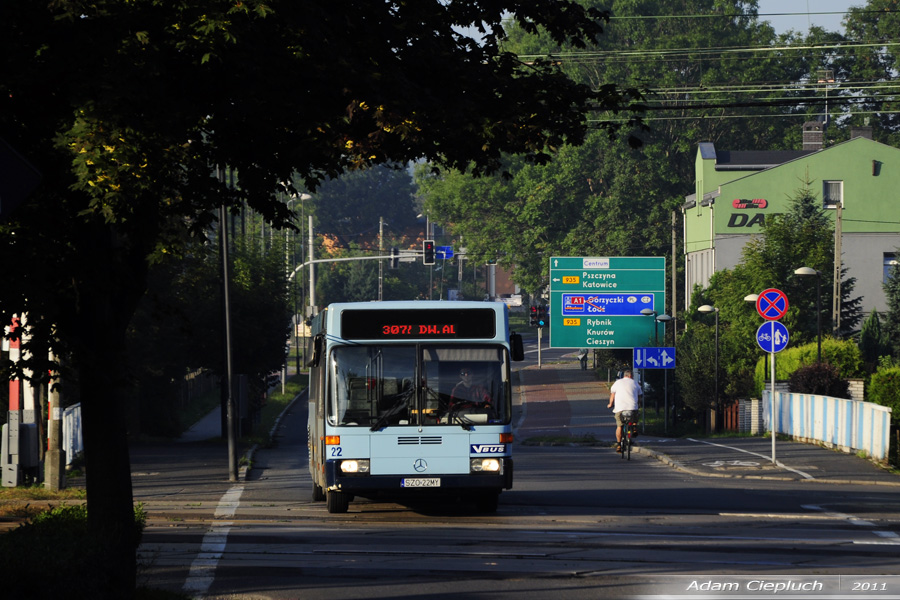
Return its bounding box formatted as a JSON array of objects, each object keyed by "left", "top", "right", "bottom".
[
  {"left": 470, "top": 458, "right": 502, "bottom": 473},
  {"left": 340, "top": 459, "right": 370, "bottom": 474}
]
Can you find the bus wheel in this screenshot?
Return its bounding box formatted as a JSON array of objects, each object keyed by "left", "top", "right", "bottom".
[
  {"left": 474, "top": 491, "right": 499, "bottom": 513},
  {"left": 326, "top": 490, "right": 350, "bottom": 513},
  {"left": 312, "top": 482, "right": 325, "bottom": 502}
]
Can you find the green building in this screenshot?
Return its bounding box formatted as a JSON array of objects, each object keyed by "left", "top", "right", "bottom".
[{"left": 683, "top": 125, "right": 900, "bottom": 321}]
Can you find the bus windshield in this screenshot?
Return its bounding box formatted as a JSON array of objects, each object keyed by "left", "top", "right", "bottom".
[{"left": 328, "top": 344, "right": 511, "bottom": 429}]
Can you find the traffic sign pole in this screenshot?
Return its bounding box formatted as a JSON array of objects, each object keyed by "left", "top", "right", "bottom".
[
  {"left": 754, "top": 289, "right": 789, "bottom": 464},
  {"left": 771, "top": 334, "right": 776, "bottom": 464}
]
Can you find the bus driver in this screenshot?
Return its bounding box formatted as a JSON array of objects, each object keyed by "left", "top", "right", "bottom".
[{"left": 450, "top": 366, "right": 491, "bottom": 411}]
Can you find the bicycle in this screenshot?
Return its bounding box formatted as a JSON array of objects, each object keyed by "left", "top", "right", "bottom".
[{"left": 618, "top": 410, "right": 638, "bottom": 460}]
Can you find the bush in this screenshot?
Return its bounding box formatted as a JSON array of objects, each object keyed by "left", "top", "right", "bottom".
[
  {"left": 754, "top": 338, "right": 863, "bottom": 396},
  {"left": 788, "top": 362, "right": 850, "bottom": 398},
  {"left": 869, "top": 367, "right": 900, "bottom": 425},
  {"left": 0, "top": 504, "right": 146, "bottom": 599}
]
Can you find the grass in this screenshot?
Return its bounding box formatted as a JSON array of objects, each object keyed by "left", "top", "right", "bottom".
[
  {"left": 243, "top": 373, "right": 308, "bottom": 446},
  {"left": 0, "top": 485, "right": 87, "bottom": 520},
  {"left": 0, "top": 375, "right": 311, "bottom": 599}
]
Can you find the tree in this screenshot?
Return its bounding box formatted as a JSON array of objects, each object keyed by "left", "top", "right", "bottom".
[
  {"left": 736, "top": 174, "right": 862, "bottom": 339},
  {"left": 418, "top": 0, "right": 826, "bottom": 298},
  {"left": 883, "top": 250, "right": 900, "bottom": 360},
  {"left": 858, "top": 310, "right": 888, "bottom": 370},
  {"left": 691, "top": 176, "right": 863, "bottom": 400},
  {"left": 674, "top": 307, "right": 717, "bottom": 420},
  {"left": 127, "top": 233, "right": 292, "bottom": 437},
  {"left": 3, "top": 4, "right": 641, "bottom": 595},
  {"left": 312, "top": 165, "right": 418, "bottom": 249},
  {"left": 840, "top": 0, "right": 900, "bottom": 144}
]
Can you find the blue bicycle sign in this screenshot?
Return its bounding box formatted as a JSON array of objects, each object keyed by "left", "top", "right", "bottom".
[{"left": 757, "top": 321, "right": 789, "bottom": 353}]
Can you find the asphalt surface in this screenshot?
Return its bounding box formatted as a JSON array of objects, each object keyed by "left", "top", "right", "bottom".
[
  {"left": 163, "top": 356, "right": 900, "bottom": 489},
  {"left": 513, "top": 356, "right": 900, "bottom": 487}
]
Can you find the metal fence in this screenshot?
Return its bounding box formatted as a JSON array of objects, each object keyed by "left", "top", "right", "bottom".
[{"left": 764, "top": 391, "right": 893, "bottom": 461}]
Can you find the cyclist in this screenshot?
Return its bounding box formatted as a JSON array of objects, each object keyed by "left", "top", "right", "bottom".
[{"left": 607, "top": 369, "right": 642, "bottom": 453}]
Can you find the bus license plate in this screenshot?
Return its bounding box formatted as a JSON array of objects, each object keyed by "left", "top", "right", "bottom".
[{"left": 401, "top": 478, "right": 440, "bottom": 488}]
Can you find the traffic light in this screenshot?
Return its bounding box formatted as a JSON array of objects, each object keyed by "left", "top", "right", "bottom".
[
  {"left": 537, "top": 305, "right": 549, "bottom": 328},
  {"left": 423, "top": 240, "right": 435, "bottom": 265},
  {"left": 530, "top": 306, "right": 538, "bottom": 327},
  {"left": 390, "top": 246, "right": 399, "bottom": 269}
]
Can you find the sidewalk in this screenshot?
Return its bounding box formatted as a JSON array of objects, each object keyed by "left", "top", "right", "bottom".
[
  {"left": 178, "top": 406, "right": 223, "bottom": 442},
  {"left": 514, "top": 354, "right": 900, "bottom": 487}
]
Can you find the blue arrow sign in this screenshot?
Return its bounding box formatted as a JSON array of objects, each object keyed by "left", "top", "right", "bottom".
[
  {"left": 757, "top": 321, "right": 789, "bottom": 353},
  {"left": 633, "top": 347, "right": 676, "bottom": 369},
  {"left": 435, "top": 246, "right": 454, "bottom": 259}
]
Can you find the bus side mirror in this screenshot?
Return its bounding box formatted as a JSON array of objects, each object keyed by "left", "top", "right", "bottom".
[
  {"left": 510, "top": 331, "right": 525, "bottom": 362},
  {"left": 306, "top": 335, "right": 324, "bottom": 368}
]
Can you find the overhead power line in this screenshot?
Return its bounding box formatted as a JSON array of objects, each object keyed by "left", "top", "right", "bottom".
[
  {"left": 518, "top": 40, "right": 900, "bottom": 63},
  {"left": 605, "top": 10, "right": 899, "bottom": 23},
  {"left": 588, "top": 109, "right": 900, "bottom": 124}
]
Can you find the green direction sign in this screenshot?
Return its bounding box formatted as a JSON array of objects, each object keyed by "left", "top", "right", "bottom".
[{"left": 549, "top": 256, "right": 666, "bottom": 349}]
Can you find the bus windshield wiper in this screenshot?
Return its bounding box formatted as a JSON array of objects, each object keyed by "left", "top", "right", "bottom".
[{"left": 370, "top": 397, "right": 409, "bottom": 431}]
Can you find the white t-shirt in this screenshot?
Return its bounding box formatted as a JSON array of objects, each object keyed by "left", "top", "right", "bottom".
[{"left": 609, "top": 377, "right": 642, "bottom": 412}]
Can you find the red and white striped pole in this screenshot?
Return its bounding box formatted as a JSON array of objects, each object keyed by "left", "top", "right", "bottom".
[{"left": 7, "top": 316, "right": 22, "bottom": 411}]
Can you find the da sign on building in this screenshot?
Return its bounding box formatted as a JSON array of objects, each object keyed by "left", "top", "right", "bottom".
[{"left": 683, "top": 126, "right": 900, "bottom": 316}]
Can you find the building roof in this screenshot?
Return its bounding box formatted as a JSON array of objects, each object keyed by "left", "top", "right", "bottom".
[{"left": 714, "top": 150, "right": 816, "bottom": 171}]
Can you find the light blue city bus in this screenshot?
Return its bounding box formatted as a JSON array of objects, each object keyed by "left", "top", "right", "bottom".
[{"left": 306, "top": 301, "right": 524, "bottom": 513}]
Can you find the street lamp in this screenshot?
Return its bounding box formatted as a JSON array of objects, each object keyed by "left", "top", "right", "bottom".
[
  {"left": 794, "top": 266, "right": 822, "bottom": 363},
  {"left": 656, "top": 314, "right": 673, "bottom": 343},
  {"left": 656, "top": 313, "right": 673, "bottom": 432},
  {"left": 697, "top": 305, "right": 719, "bottom": 433},
  {"left": 640, "top": 308, "right": 659, "bottom": 344}
]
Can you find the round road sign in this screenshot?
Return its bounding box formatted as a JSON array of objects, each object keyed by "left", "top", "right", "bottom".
[
  {"left": 756, "top": 288, "right": 789, "bottom": 321},
  {"left": 757, "top": 321, "right": 789, "bottom": 353}
]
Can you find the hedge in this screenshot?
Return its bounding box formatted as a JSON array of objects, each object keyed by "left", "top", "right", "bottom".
[
  {"left": 754, "top": 338, "right": 862, "bottom": 397},
  {"left": 868, "top": 367, "right": 900, "bottom": 424}
]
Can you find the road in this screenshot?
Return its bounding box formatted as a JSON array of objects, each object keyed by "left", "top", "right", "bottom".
[{"left": 133, "top": 361, "right": 900, "bottom": 598}]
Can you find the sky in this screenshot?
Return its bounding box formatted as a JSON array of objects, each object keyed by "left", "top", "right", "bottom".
[{"left": 755, "top": 0, "right": 858, "bottom": 34}]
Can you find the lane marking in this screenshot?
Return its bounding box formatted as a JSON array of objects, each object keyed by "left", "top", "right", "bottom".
[
  {"left": 182, "top": 484, "right": 244, "bottom": 598},
  {"left": 687, "top": 438, "right": 814, "bottom": 479},
  {"left": 800, "top": 504, "right": 900, "bottom": 544},
  {"left": 801, "top": 504, "right": 875, "bottom": 527}
]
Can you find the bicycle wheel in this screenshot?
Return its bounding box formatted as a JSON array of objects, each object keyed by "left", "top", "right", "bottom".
[{"left": 625, "top": 425, "right": 633, "bottom": 460}]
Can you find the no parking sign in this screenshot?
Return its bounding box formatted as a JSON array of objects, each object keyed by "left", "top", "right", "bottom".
[{"left": 756, "top": 288, "right": 789, "bottom": 321}]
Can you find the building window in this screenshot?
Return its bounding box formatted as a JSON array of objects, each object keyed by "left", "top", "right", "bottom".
[
  {"left": 823, "top": 180, "right": 843, "bottom": 209},
  {"left": 885, "top": 253, "right": 898, "bottom": 284}
]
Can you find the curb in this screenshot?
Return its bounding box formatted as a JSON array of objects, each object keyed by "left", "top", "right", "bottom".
[
  {"left": 240, "top": 389, "right": 308, "bottom": 482},
  {"left": 517, "top": 438, "right": 900, "bottom": 487}
]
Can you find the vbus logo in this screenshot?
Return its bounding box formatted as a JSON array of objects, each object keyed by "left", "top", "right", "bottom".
[
  {"left": 732, "top": 198, "right": 768, "bottom": 209},
  {"left": 470, "top": 444, "right": 506, "bottom": 454}
]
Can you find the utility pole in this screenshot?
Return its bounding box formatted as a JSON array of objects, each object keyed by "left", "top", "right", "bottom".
[
  {"left": 671, "top": 210, "right": 677, "bottom": 344},
  {"left": 378, "top": 216, "right": 384, "bottom": 301},
  {"left": 309, "top": 215, "right": 316, "bottom": 315},
  {"left": 218, "top": 166, "right": 237, "bottom": 482},
  {"left": 45, "top": 352, "right": 65, "bottom": 490},
  {"left": 833, "top": 203, "right": 842, "bottom": 336}
]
